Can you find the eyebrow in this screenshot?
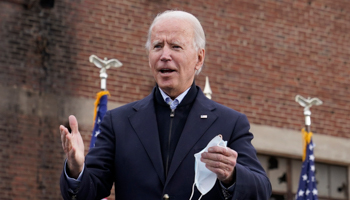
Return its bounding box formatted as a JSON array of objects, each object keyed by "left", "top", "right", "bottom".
[
  {"left": 152, "top": 40, "right": 163, "bottom": 45},
  {"left": 151, "top": 39, "right": 185, "bottom": 47},
  {"left": 171, "top": 41, "right": 182, "bottom": 46}
]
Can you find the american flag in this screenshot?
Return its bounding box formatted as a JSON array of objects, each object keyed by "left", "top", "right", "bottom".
[
  {"left": 89, "top": 91, "right": 109, "bottom": 149},
  {"left": 89, "top": 91, "right": 110, "bottom": 200},
  {"left": 295, "top": 129, "right": 318, "bottom": 200}
]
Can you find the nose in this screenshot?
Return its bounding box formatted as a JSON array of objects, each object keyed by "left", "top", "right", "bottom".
[{"left": 160, "top": 46, "right": 171, "bottom": 62}]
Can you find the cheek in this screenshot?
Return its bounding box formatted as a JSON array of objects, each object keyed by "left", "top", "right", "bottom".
[
  {"left": 148, "top": 55, "right": 157, "bottom": 68},
  {"left": 185, "top": 58, "right": 199, "bottom": 71},
  {"left": 183, "top": 51, "right": 198, "bottom": 67}
]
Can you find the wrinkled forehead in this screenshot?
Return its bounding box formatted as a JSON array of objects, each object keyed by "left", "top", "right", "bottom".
[{"left": 150, "top": 18, "right": 195, "bottom": 40}]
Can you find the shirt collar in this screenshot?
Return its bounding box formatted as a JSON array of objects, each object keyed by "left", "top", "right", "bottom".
[{"left": 158, "top": 87, "right": 191, "bottom": 105}]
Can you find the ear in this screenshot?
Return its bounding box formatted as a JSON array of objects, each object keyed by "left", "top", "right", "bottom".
[{"left": 195, "top": 48, "right": 205, "bottom": 71}]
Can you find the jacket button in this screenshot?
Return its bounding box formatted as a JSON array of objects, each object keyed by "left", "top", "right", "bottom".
[{"left": 163, "top": 194, "right": 169, "bottom": 199}]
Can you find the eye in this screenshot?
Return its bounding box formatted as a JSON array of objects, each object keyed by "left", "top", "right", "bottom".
[
  {"left": 172, "top": 45, "right": 182, "bottom": 49},
  {"left": 153, "top": 43, "right": 163, "bottom": 49}
]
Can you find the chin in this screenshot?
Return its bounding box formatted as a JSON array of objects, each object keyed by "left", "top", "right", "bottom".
[
  {"left": 158, "top": 84, "right": 174, "bottom": 90},
  {"left": 158, "top": 82, "right": 176, "bottom": 90},
  {"left": 157, "top": 78, "right": 175, "bottom": 86}
]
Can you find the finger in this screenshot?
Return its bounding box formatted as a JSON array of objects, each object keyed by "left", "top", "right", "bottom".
[
  {"left": 205, "top": 161, "right": 234, "bottom": 182},
  {"left": 202, "top": 151, "right": 238, "bottom": 170},
  {"left": 203, "top": 152, "right": 226, "bottom": 163},
  {"left": 206, "top": 164, "right": 231, "bottom": 176},
  {"left": 208, "top": 146, "right": 232, "bottom": 156},
  {"left": 204, "top": 158, "right": 226, "bottom": 169},
  {"left": 60, "top": 125, "right": 68, "bottom": 136},
  {"left": 65, "top": 133, "right": 72, "bottom": 152},
  {"left": 209, "top": 147, "right": 238, "bottom": 161},
  {"left": 69, "top": 115, "right": 79, "bottom": 134},
  {"left": 202, "top": 152, "right": 231, "bottom": 165},
  {"left": 202, "top": 155, "right": 232, "bottom": 171},
  {"left": 60, "top": 125, "right": 68, "bottom": 149}
]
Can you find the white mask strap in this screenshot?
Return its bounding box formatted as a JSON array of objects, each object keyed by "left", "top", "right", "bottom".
[
  {"left": 198, "top": 194, "right": 203, "bottom": 200},
  {"left": 189, "top": 182, "right": 195, "bottom": 200},
  {"left": 189, "top": 182, "right": 204, "bottom": 200}
]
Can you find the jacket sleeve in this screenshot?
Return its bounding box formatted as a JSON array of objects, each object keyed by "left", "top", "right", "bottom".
[
  {"left": 60, "top": 111, "right": 115, "bottom": 200},
  {"left": 228, "top": 113, "right": 272, "bottom": 199}
]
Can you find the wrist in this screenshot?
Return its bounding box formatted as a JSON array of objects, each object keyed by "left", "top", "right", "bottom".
[
  {"left": 221, "top": 169, "right": 236, "bottom": 187},
  {"left": 67, "top": 162, "right": 83, "bottom": 179}
]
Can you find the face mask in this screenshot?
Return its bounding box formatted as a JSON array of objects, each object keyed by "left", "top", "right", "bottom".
[{"left": 189, "top": 135, "right": 227, "bottom": 200}]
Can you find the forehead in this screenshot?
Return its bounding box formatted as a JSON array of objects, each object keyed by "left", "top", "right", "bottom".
[{"left": 150, "top": 18, "right": 194, "bottom": 41}]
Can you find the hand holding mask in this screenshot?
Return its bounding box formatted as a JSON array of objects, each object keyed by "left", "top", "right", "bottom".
[{"left": 189, "top": 135, "right": 227, "bottom": 200}]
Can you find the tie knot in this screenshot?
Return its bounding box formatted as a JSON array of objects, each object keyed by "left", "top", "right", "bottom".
[{"left": 166, "top": 97, "right": 179, "bottom": 110}]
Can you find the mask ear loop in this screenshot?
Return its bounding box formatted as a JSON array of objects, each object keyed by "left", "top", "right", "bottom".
[
  {"left": 189, "top": 182, "right": 203, "bottom": 200},
  {"left": 198, "top": 194, "right": 203, "bottom": 200},
  {"left": 189, "top": 182, "right": 195, "bottom": 200}
]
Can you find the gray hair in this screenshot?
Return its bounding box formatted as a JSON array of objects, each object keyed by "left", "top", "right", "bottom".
[{"left": 145, "top": 10, "right": 206, "bottom": 74}]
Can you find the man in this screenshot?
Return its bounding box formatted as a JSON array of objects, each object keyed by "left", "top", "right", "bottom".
[{"left": 60, "top": 10, "right": 271, "bottom": 199}]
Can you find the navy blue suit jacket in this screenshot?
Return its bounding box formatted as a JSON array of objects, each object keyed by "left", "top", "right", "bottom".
[{"left": 60, "top": 87, "right": 271, "bottom": 199}]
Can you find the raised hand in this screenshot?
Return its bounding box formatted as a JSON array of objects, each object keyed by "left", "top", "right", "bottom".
[{"left": 60, "top": 115, "right": 85, "bottom": 178}]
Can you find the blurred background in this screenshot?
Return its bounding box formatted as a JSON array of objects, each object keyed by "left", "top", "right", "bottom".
[{"left": 0, "top": 0, "right": 349, "bottom": 199}]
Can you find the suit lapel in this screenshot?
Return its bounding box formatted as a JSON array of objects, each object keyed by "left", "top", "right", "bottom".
[
  {"left": 166, "top": 91, "right": 217, "bottom": 184},
  {"left": 128, "top": 92, "right": 165, "bottom": 184}
]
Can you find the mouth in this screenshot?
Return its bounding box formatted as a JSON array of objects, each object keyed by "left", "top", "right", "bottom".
[{"left": 159, "top": 68, "right": 176, "bottom": 74}]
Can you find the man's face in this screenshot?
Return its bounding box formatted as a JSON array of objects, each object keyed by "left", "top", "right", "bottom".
[{"left": 148, "top": 18, "right": 204, "bottom": 98}]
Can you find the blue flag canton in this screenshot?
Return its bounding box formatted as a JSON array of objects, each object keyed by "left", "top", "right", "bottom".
[
  {"left": 296, "top": 139, "right": 318, "bottom": 200},
  {"left": 89, "top": 94, "right": 108, "bottom": 149}
]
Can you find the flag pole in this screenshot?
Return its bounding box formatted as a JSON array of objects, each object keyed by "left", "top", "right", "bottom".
[
  {"left": 304, "top": 105, "right": 311, "bottom": 133},
  {"left": 295, "top": 95, "right": 322, "bottom": 133},
  {"left": 89, "top": 55, "right": 122, "bottom": 200},
  {"left": 295, "top": 95, "right": 322, "bottom": 200},
  {"left": 89, "top": 55, "right": 122, "bottom": 142},
  {"left": 89, "top": 54, "right": 123, "bottom": 137},
  {"left": 89, "top": 55, "right": 122, "bottom": 91}
]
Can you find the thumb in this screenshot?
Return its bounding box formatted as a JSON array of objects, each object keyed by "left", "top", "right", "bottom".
[{"left": 69, "top": 115, "right": 79, "bottom": 134}]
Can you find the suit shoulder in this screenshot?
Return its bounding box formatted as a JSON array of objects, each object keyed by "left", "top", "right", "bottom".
[
  {"left": 210, "top": 100, "right": 245, "bottom": 117},
  {"left": 196, "top": 88, "right": 244, "bottom": 118},
  {"left": 108, "top": 101, "right": 139, "bottom": 114},
  {"left": 107, "top": 92, "right": 153, "bottom": 116}
]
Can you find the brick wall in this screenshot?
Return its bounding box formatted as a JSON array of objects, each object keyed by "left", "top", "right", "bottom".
[{"left": 0, "top": 0, "right": 349, "bottom": 199}]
